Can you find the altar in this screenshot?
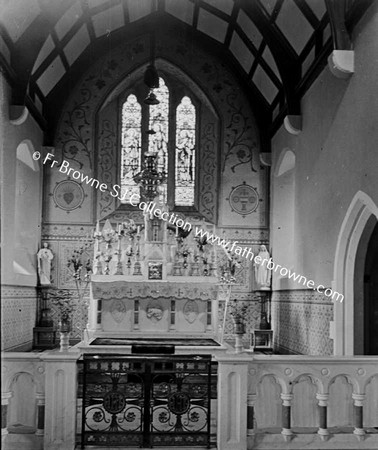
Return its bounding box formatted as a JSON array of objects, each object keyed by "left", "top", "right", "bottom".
[{"left": 79, "top": 199, "right": 230, "bottom": 354}]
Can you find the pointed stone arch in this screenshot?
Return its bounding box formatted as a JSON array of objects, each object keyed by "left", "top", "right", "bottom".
[{"left": 333, "top": 191, "right": 378, "bottom": 355}]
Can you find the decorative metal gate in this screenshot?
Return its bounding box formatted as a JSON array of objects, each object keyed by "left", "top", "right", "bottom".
[{"left": 79, "top": 355, "right": 217, "bottom": 448}]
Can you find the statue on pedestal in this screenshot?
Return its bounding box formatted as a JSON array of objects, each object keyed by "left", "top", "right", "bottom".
[
  {"left": 254, "top": 245, "right": 271, "bottom": 290},
  {"left": 37, "top": 242, "right": 54, "bottom": 285}
]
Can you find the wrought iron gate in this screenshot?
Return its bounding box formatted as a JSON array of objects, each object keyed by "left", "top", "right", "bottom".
[{"left": 79, "top": 355, "right": 217, "bottom": 448}]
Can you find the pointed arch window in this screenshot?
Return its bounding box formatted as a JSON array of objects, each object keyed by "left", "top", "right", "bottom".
[
  {"left": 120, "top": 77, "right": 197, "bottom": 208},
  {"left": 148, "top": 77, "right": 169, "bottom": 201},
  {"left": 175, "top": 96, "right": 196, "bottom": 206},
  {"left": 121, "top": 94, "right": 142, "bottom": 202}
]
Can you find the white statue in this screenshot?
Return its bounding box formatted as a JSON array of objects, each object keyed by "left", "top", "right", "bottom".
[
  {"left": 37, "top": 242, "right": 54, "bottom": 285},
  {"left": 254, "top": 245, "right": 271, "bottom": 289}
]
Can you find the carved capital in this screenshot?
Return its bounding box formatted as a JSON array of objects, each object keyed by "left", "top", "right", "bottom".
[
  {"left": 352, "top": 393, "right": 365, "bottom": 406},
  {"left": 9, "top": 105, "right": 29, "bottom": 125},
  {"left": 284, "top": 115, "right": 302, "bottom": 135},
  {"left": 280, "top": 393, "right": 293, "bottom": 406},
  {"left": 247, "top": 393, "right": 257, "bottom": 406},
  {"left": 316, "top": 393, "right": 329, "bottom": 406},
  {"left": 328, "top": 50, "right": 354, "bottom": 78},
  {"left": 260, "top": 153, "right": 272, "bottom": 167}
]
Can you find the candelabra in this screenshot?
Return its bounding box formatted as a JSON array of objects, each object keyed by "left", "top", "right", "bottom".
[
  {"left": 67, "top": 238, "right": 93, "bottom": 342},
  {"left": 218, "top": 251, "right": 242, "bottom": 346}
]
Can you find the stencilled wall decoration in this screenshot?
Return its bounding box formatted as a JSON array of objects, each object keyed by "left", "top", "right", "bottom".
[
  {"left": 227, "top": 182, "right": 260, "bottom": 217},
  {"left": 51, "top": 180, "right": 85, "bottom": 212},
  {"left": 97, "top": 107, "right": 118, "bottom": 218}
]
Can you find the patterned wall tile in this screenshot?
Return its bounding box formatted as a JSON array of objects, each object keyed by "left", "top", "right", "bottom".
[
  {"left": 271, "top": 290, "right": 334, "bottom": 355},
  {"left": 1, "top": 286, "right": 37, "bottom": 351}
]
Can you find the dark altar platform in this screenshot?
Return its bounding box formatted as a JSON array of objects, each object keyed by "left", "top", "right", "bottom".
[{"left": 90, "top": 337, "right": 220, "bottom": 346}]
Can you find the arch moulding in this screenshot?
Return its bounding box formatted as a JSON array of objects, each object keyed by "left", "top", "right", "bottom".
[{"left": 332, "top": 191, "right": 378, "bottom": 355}]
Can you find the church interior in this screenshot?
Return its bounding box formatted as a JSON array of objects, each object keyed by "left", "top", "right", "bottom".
[{"left": 1, "top": 1, "right": 378, "bottom": 449}]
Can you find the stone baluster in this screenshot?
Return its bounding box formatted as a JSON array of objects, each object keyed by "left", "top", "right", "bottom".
[
  {"left": 316, "top": 393, "right": 329, "bottom": 440},
  {"left": 1, "top": 392, "right": 12, "bottom": 439},
  {"left": 35, "top": 393, "right": 45, "bottom": 436},
  {"left": 247, "top": 394, "right": 256, "bottom": 438},
  {"left": 352, "top": 393, "right": 365, "bottom": 441},
  {"left": 281, "top": 393, "right": 294, "bottom": 441}
]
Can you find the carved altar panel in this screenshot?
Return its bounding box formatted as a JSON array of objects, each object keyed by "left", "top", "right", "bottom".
[
  {"left": 139, "top": 298, "right": 169, "bottom": 332},
  {"left": 101, "top": 299, "right": 133, "bottom": 332},
  {"left": 176, "top": 299, "right": 207, "bottom": 333}
]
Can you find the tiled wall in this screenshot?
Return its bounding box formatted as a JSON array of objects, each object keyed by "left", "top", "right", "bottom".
[
  {"left": 271, "top": 290, "right": 334, "bottom": 355},
  {"left": 1, "top": 285, "right": 37, "bottom": 351}
]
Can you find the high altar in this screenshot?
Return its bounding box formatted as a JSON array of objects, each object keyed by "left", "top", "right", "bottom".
[{"left": 83, "top": 199, "right": 227, "bottom": 353}]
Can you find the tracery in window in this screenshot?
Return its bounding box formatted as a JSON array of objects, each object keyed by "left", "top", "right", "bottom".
[
  {"left": 175, "top": 96, "right": 196, "bottom": 206},
  {"left": 148, "top": 77, "right": 169, "bottom": 201},
  {"left": 121, "top": 94, "right": 142, "bottom": 203},
  {"left": 120, "top": 78, "right": 197, "bottom": 208}
]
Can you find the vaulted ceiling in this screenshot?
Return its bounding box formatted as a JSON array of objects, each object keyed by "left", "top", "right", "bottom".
[{"left": 0, "top": 0, "right": 371, "bottom": 145}]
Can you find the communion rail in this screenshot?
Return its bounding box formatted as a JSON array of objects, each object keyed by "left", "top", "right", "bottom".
[
  {"left": 1, "top": 351, "right": 378, "bottom": 449},
  {"left": 218, "top": 354, "right": 378, "bottom": 450}
]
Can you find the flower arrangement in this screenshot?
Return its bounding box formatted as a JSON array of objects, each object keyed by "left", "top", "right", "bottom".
[
  {"left": 119, "top": 219, "right": 139, "bottom": 238},
  {"left": 67, "top": 236, "right": 92, "bottom": 284},
  {"left": 219, "top": 250, "right": 241, "bottom": 284},
  {"left": 229, "top": 299, "right": 248, "bottom": 322},
  {"left": 102, "top": 228, "right": 118, "bottom": 243}
]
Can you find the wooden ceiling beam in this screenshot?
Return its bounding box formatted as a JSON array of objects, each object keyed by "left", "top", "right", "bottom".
[{"left": 241, "top": 0, "right": 301, "bottom": 117}]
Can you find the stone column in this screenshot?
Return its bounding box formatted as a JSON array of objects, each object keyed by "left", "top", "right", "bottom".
[
  {"left": 41, "top": 351, "right": 80, "bottom": 450},
  {"left": 281, "top": 393, "right": 294, "bottom": 441},
  {"left": 1, "top": 392, "right": 12, "bottom": 439},
  {"left": 35, "top": 393, "right": 45, "bottom": 436},
  {"left": 316, "top": 393, "right": 329, "bottom": 440},
  {"left": 247, "top": 393, "right": 256, "bottom": 437},
  {"left": 216, "top": 354, "right": 249, "bottom": 450},
  {"left": 352, "top": 393, "right": 365, "bottom": 441}
]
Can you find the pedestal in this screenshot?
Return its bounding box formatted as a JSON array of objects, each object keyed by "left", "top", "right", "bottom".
[
  {"left": 250, "top": 329, "right": 273, "bottom": 350},
  {"left": 33, "top": 327, "right": 56, "bottom": 349}
]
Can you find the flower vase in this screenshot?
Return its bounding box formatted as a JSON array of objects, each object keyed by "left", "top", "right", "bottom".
[
  {"left": 233, "top": 318, "right": 245, "bottom": 335},
  {"left": 232, "top": 318, "right": 245, "bottom": 353},
  {"left": 58, "top": 316, "right": 71, "bottom": 351}
]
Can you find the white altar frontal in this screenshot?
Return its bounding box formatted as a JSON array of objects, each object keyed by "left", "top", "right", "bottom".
[{"left": 81, "top": 209, "right": 227, "bottom": 354}]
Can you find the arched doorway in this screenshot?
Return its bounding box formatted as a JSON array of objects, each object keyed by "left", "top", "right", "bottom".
[{"left": 333, "top": 191, "right": 378, "bottom": 355}]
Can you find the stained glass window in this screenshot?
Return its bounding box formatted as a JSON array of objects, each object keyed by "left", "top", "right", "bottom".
[
  {"left": 121, "top": 94, "right": 142, "bottom": 203},
  {"left": 175, "top": 96, "right": 196, "bottom": 206},
  {"left": 120, "top": 79, "right": 197, "bottom": 208},
  {"left": 148, "top": 77, "right": 169, "bottom": 201}
]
